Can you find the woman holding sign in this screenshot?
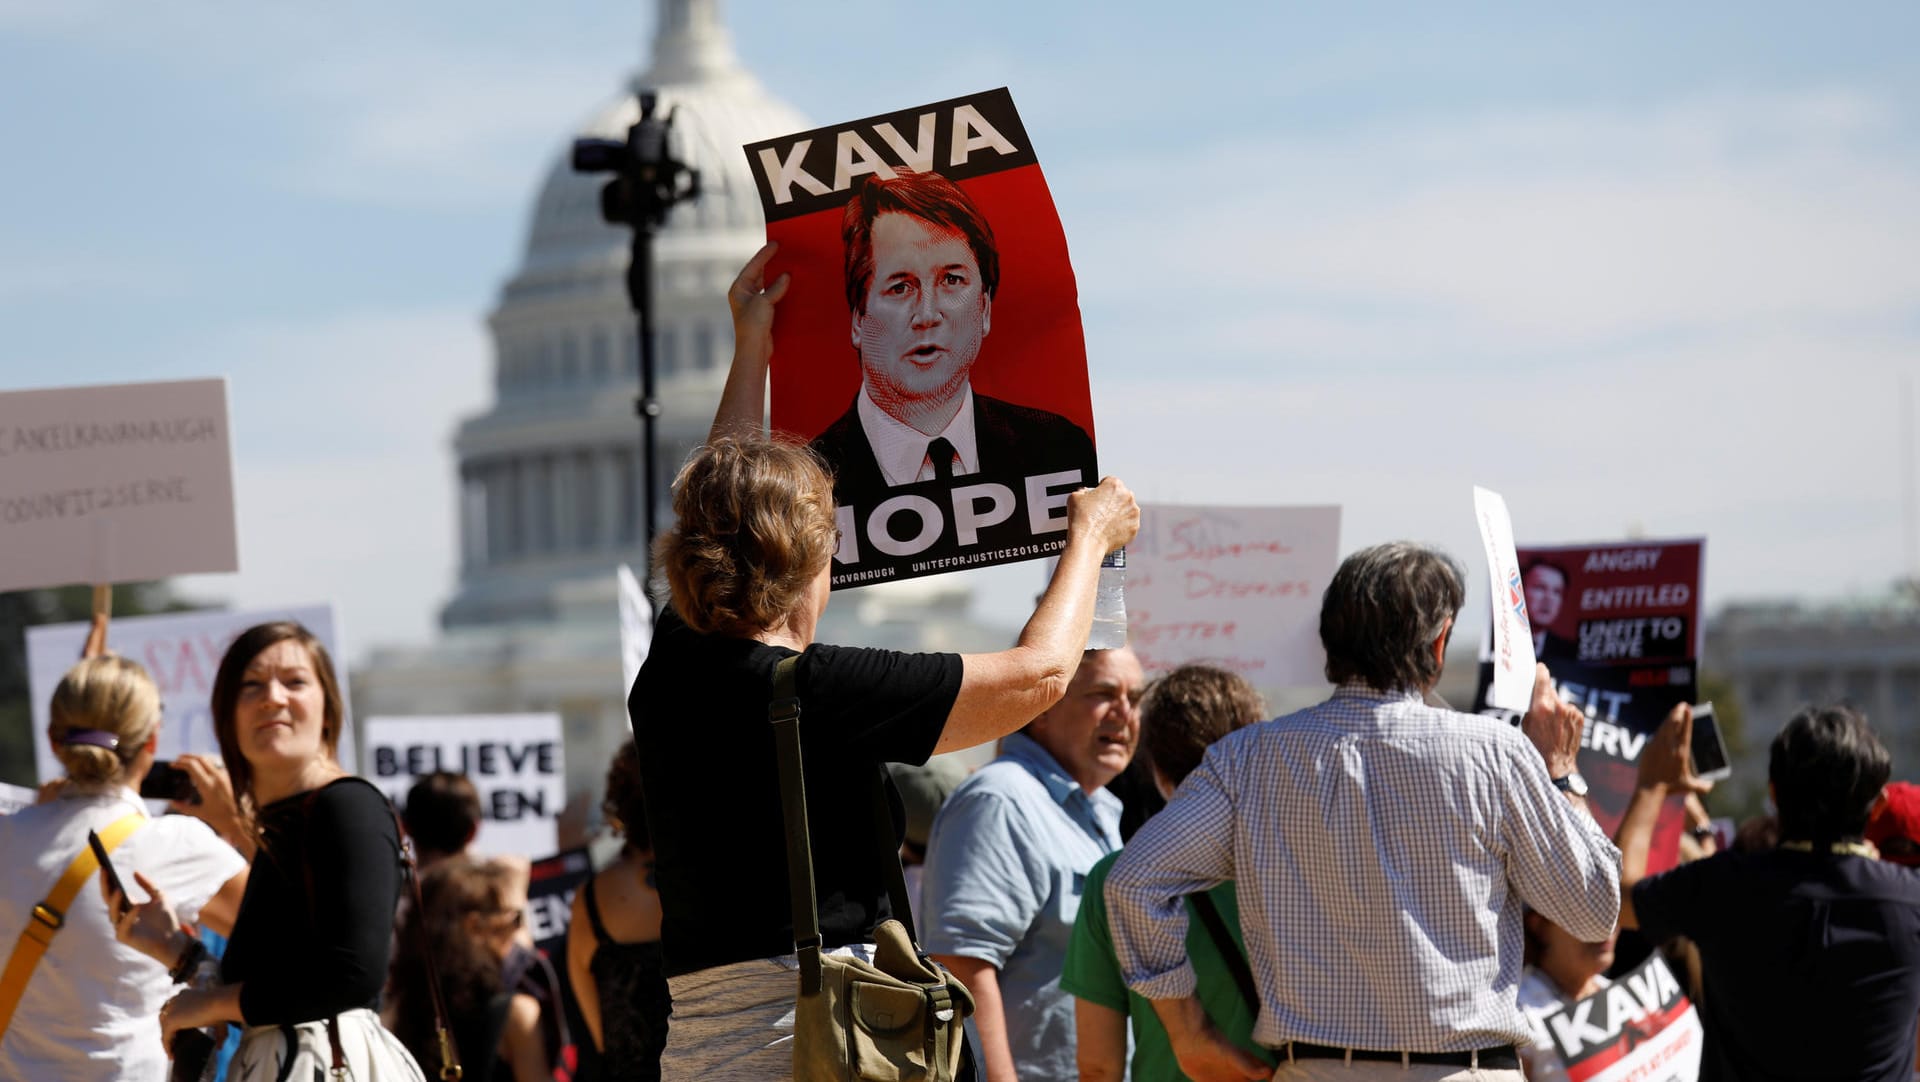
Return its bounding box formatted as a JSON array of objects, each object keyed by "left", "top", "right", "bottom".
[
  {"left": 0, "top": 656, "right": 248, "bottom": 1082},
  {"left": 629, "top": 244, "right": 1138, "bottom": 1077},
  {"left": 107, "top": 622, "right": 428, "bottom": 1080}
]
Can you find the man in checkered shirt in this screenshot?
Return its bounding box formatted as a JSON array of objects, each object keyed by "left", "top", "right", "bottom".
[{"left": 1106, "top": 542, "right": 1619, "bottom": 1081}]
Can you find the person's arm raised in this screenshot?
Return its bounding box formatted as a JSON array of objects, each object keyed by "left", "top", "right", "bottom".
[
  {"left": 932, "top": 477, "right": 1139, "bottom": 756},
  {"left": 1616, "top": 702, "right": 1710, "bottom": 930},
  {"left": 709, "top": 242, "right": 789, "bottom": 443}
]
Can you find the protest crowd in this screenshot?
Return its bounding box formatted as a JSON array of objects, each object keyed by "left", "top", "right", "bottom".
[{"left": 5, "top": 165, "right": 1920, "bottom": 1082}]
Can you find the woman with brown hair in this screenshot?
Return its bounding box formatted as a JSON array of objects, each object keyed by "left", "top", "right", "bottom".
[
  {"left": 0, "top": 656, "right": 248, "bottom": 1081},
  {"left": 390, "top": 856, "right": 547, "bottom": 1082},
  {"left": 110, "top": 621, "right": 426, "bottom": 1080},
  {"left": 631, "top": 244, "right": 1139, "bottom": 1076},
  {"left": 567, "top": 740, "right": 668, "bottom": 1080}
]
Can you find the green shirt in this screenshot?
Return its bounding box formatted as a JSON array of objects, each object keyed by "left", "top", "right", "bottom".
[{"left": 1061, "top": 852, "right": 1276, "bottom": 1081}]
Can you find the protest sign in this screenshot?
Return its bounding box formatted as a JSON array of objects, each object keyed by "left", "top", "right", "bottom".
[
  {"left": 0, "top": 378, "right": 237, "bottom": 592},
  {"left": 1127, "top": 504, "right": 1341, "bottom": 688},
  {"left": 1473, "top": 486, "right": 1538, "bottom": 711},
  {"left": 525, "top": 847, "right": 594, "bottom": 959},
  {"left": 0, "top": 783, "right": 35, "bottom": 816},
  {"left": 1474, "top": 539, "right": 1705, "bottom": 872},
  {"left": 1526, "top": 953, "right": 1702, "bottom": 1082},
  {"left": 617, "top": 562, "right": 651, "bottom": 705},
  {"left": 366, "top": 714, "right": 565, "bottom": 859},
  {"left": 746, "top": 88, "right": 1097, "bottom": 590},
  {"left": 26, "top": 604, "right": 351, "bottom": 785}
]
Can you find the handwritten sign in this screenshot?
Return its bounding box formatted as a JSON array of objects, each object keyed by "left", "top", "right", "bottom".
[
  {"left": 1126, "top": 505, "right": 1341, "bottom": 688},
  {"left": 26, "top": 604, "right": 352, "bottom": 785},
  {"left": 366, "top": 714, "right": 565, "bottom": 859},
  {"left": 0, "top": 378, "right": 237, "bottom": 591},
  {"left": 1473, "top": 486, "right": 1536, "bottom": 711}
]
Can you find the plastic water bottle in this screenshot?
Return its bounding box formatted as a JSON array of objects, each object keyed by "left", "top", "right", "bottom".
[{"left": 1088, "top": 548, "right": 1127, "bottom": 650}]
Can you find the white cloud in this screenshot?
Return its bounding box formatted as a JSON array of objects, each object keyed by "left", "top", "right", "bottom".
[
  {"left": 172, "top": 307, "right": 494, "bottom": 656},
  {"left": 272, "top": 52, "right": 631, "bottom": 212},
  {"left": 1069, "top": 89, "right": 1920, "bottom": 360}
]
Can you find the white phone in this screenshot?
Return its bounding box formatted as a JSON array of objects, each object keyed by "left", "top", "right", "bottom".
[{"left": 1689, "top": 702, "right": 1733, "bottom": 782}]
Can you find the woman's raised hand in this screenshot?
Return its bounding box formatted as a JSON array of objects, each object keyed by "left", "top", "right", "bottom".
[
  {"left": 169, "top": 754, "right": 246, "bottom": 848},
  {"left": 727, "top": 241, "right": 790, "bottom": 348},
  {"left": 104, "top": 869, "right": 188, "bottom": 968},
  {"left": 1067, "top": 476, "right": 1140, "bottom": 554}
]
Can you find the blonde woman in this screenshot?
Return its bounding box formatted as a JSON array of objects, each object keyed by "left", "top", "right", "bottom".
[{"left": 0, "top": 656, "right": 247, "bottom": 1081}]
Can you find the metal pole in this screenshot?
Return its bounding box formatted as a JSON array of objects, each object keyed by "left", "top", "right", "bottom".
[{"left": 631, "top": 223, "right": 660, "bottom": 587}]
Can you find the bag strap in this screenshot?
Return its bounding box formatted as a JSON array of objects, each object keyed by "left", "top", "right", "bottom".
[
  {"left": 0, "top": 812, "right": 144, "bottom": 1038},
  {"left": 769, "top": 655, "right": 824, "bottom": 994},
  {"left": 769, "top": 655, "right": 926, "bottom": 994},
  {"left": 386, "top": 805, "right": 465, "bottom": 1082},
  {"left": 1189, "top": 890, "right": 1260, "bottom": 1016},
  {"left": 867, "top": 769, "right": 917, "bottom": 943}
]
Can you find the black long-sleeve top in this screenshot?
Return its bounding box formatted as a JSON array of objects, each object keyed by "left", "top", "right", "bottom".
[{"left": 220, "top": 776, "right": 403, "bottom": 1024}]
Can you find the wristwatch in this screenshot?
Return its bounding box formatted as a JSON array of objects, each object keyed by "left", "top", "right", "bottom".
[{"left": 1551, "top": 773, "right": 1589, "bottom": 798}]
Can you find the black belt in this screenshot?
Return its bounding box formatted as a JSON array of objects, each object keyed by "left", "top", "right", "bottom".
[{"left": 1286, "top": 1042, "right": 1520, "bottom": 1069}]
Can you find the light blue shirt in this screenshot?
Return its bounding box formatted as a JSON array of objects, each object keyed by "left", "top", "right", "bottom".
[
  {"left": 1106, "top": 684, "right": 1621, "bottom": 1052},
  {"left": 921, "top": 732, "right": 1124, "bottom": 1082}
]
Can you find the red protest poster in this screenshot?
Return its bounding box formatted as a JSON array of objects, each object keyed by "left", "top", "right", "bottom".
[
  {"left": 744, "top": 88, "right": 1096, "bottom": 589},
  {"left": 1474, "top": 539, "right": 1706, "bottom": 873}
]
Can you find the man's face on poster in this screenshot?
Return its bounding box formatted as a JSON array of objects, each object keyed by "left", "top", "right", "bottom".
[
  {"left": 851, "top": 211, "right": 992, "bottom": 420},
  {"left": 1524, "top": 565, "right": 1566, "bottom": 628}
]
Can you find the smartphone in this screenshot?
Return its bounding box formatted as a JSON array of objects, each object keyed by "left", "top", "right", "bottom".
[
  {"left": 139, "top": 760, "right": 200, "bottom": 805},
  {"left": 1689, "top": 702, "right": 1733, "bottom": 782},
  {"left": 88, "top": 829, "right": 131, "bottom": 916}
]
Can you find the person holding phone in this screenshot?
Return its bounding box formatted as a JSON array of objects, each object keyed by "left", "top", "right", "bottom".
[
  {"left": 0, "top": 656, "right": 248, "bottom": 1081},
  {"left": 106, "top": 622, "right": 427, "bottom": 1080},
  {"left": 1618, "top": 702, "right": 1920, "bottom": 1082}
]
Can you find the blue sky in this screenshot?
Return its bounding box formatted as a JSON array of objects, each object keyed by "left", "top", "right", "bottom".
[{"left": 3, "top": 2, "right": 1917, "bottom": 657}]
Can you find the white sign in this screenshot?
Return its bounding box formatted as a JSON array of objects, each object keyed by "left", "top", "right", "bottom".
[
  {"left": 364, "top": 714, "right": 565, "bottom": 859},
  {"left": 0, "top": 783, "right": 35, "bottom": 816},
  {"left": 1127, "top": 505, "right": 1342, "bottom": 688},
  {"left": 1473, "top": 486, "right": 1537, "bottom": 711},
  {"left": 1529, "top": 954, "right": 1702, "bottom": 1081},
  {"left": 27, "top": 604, "right": 352, "bottom": 785},
  {"left": 617, "top": 563, "right": 652, "bottom": 708},
  {"left": 0, "top": 379, "right": 238, "bottom": 591}
]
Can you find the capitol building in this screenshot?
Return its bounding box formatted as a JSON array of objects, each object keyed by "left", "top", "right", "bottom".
[{"left": 353, "top": 0, "right": 1013, "bottom": 842}]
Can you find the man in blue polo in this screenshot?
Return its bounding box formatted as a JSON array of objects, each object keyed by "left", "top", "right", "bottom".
[{"left": 923, "top": 647, "right": 1147, "bottom": 1082}]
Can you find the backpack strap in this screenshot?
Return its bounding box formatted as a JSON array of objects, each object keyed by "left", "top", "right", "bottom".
[{"left": 0, "top": 812, "right": 144, "bottom": 1038}]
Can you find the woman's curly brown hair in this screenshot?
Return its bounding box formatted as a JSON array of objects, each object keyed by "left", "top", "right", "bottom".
[{"left": 655, "top": 435, "right": 838, "bottom": 637}]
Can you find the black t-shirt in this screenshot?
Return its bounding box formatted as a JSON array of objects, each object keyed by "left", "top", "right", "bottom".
[
  {"left": 1633, "top": 847, "right": 1920, "bottom": 1082},
  {"left": 630, "top": 607, "right": 960, "bottom": 977},
  {"left": 220, "top": 777, "right": 404, "bottom": 1024}
]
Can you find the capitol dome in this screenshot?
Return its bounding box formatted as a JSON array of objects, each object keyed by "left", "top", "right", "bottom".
[{"left": 441, "top": 0, "right": 807, "bottom": 629}]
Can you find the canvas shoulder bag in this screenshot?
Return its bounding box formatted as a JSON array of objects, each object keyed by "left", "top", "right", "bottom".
[{"left": 769, "top": 654, "right": 975, "bottom": 1082}]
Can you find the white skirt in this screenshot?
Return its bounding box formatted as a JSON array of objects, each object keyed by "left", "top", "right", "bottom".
[{"left": 230, "top": 1008, "right": 427, "bottom": 1082}]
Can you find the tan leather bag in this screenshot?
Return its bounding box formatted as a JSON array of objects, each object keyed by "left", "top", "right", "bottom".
[{"left": 770, "top": 656, "right": 976, "bottom": 1082}]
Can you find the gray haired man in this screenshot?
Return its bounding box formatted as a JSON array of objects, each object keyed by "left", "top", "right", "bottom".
[{"left": 1106, "top": 542, "right": 1620, "bottom": 1081}]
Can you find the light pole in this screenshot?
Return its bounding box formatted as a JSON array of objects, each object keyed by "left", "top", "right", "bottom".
[{"left": 572, "top": 90, "right": 701, "bottom": 591}]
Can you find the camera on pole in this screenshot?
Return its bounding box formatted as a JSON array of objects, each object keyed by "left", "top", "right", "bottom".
[{"left": 572, "top": 91, "right": 700, "bottom": 594}]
